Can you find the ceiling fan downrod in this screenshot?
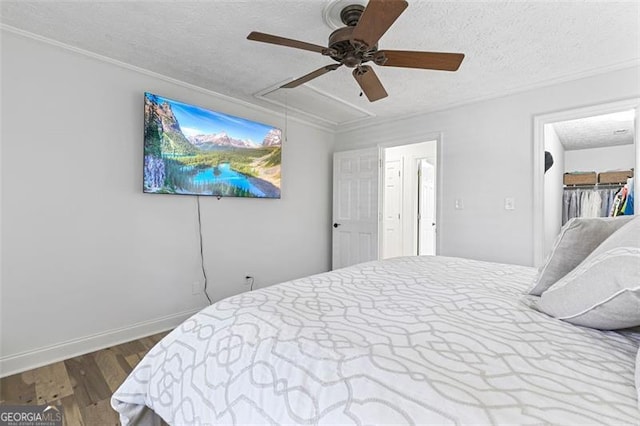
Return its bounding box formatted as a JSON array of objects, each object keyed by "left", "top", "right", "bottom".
[{"left": 340, "top": 4, "right": 365, "bottom": 27}]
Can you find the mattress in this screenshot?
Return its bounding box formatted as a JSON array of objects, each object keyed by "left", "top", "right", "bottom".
[{"left": 112, "top": 256, "right": 640, "bottom": 425}]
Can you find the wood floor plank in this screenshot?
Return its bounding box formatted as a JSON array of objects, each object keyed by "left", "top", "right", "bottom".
[
  {"left": 115, "top": 353, "right": 133, "bottom": 376},
  {"left": 0, "top": 330, "right": 171, "bottom": 426},
  {"left": 111, "top": 340, "right": 146, "bottom": 357},
  {"left": 64, "top": 354, "right": 111, "bottom": 409},
  {"left": 80, "top": 398, "right": 119, "bottom": 426},
  {"left": 32, "top": 362, "right": 74, "bottom": 404},
  {"left": 57, "top": 395, "right": 84, "bottom": 426},
  {"left": 94, "top": 349, "right": 128, "bottom": 393},
  {"left": 151, "top": 331, "right": 168, "bottom": 345},
  {"left": 21, "top": 368, "right": 36, "bottom": 385},
  {"left": 124, "top": 353, "right": 142, "bottom": 369},
  {"left": 139, "top": 337, "right": 159, "bottom": 350},
  {"left": 151, "top": 331, "right": 170, "bottom": 343},
  {"left": 0, "top": 372, "right": 37, "bottom": 404}
]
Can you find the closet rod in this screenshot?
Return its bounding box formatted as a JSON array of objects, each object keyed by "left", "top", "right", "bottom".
[{"left": 564, "top": 183, "right": 625, "bottom": 189}]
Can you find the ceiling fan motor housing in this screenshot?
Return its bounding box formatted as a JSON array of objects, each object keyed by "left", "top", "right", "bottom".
[{"left": 328, "top": 26, "right": 378, "bottom": 67}]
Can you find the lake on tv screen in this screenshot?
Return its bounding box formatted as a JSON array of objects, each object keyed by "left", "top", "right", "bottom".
[{"left": 143, "top": 93, "right": 282, "bottom": 198}]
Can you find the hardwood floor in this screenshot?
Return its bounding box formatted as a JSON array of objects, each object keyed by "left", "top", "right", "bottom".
[{"left": 0, "top": 331, "right": 171, "bottom": 426}]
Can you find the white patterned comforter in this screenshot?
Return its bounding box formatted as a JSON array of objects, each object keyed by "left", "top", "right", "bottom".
[{"left": 112, "top": 256, "right": 640, "bottom": 425}]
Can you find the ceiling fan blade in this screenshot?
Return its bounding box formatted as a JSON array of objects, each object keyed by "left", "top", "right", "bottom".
[
  {"left": 351, "top": 0, "right": 408, "bottom": 48},
  {"left": 377, "top": 50, "right": 465, "bottom": 71},
  {"left": 352, "top": 65, "right": 388, "bottom": 102},
  {"left": 247, "top": 31, "right": 327, "bottom": 54},
  {"left": 281, "top": 64, "right": 342, "bottom": 88}
]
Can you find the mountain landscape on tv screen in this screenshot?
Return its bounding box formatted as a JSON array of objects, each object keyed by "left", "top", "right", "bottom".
[{"left": 143, "top": 93, "right": 282, "bottom": 198}]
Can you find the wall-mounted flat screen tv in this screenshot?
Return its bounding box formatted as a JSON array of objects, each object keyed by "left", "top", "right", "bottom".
[{"left": 143, "top": 92, "right": 282, "bottom": 198}]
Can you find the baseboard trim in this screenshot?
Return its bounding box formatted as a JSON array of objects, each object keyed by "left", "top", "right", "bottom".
[{"left": 0, "top": 308, "right": 201, "bottom": 378}]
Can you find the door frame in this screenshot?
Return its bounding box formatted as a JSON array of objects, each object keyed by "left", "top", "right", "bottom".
[
  {"left": 532, "top": 97, "right": 640, "bottom": 267},
  {"left": 377, "top": 132, "right": 443, "bottom": 257}
]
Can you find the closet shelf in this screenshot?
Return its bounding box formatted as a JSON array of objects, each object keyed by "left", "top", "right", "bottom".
[
  {"left": 598, "top": 170, "right": 633, "bottom": 184},
  {"left": 563, "top": 172, "right": 596, "bottom": 186},
  {"left": 563, "top": 169, "right": 633, "bottom": 186}
]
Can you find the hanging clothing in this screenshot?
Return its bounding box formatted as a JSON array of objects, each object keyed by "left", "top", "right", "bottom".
[
  {"left": 623, "top": 177, "right": 634, "bottom": 216},
  {"left": 563, "top": 186, "right": 626, "bottom": 225},
  {"left": 582, "top": 191, "right": 601, "bottom": 218},
  {"left": 565, "top": 190, "right": 579, "bottom": 224},
  {"left": 602, "top": 190, "right": 615, "bottom": 217},
  {"left": 611, "top": 186, "right": 628, "bottom": 217}
]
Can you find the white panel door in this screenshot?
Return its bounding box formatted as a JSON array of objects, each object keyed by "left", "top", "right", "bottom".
[
  {"left": 418, "top": 159, "right": 436, "bottom": 255},
  {"left": 382, "top": 159, "right": 402, "bottom": 259},
  {"left": 332, "top": 148, "right": 379, "bottom": 270}
]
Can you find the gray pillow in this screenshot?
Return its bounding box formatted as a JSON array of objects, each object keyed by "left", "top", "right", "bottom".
[
  {"left": 636, "top": 348, "right": 640, "bottom": 408},
  {"left": 528, "top": 216, "right": 633, "bottom": 296},
  {"left": 535, "top": 216, "right": 640, "bottom": 330}
]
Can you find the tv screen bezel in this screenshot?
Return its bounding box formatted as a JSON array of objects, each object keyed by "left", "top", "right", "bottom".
[{"left": 143, "top": 92, "right": 283, "bottom": 199}]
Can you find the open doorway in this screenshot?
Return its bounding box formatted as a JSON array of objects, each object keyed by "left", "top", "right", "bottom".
[
  {"left": 381, "top": 141, "right": 437, "bottom": 259},
  {"left": 533, "top": 99, "right": 639, "bottom": 266}
]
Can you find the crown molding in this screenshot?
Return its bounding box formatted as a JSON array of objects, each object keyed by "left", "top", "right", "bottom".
[
  {"left": 3, "top": 23, "right": 638, "bottom": 137},
  {"left": 0, "top": 24, "right": 336, "bottom": 134},
  {"left": 337, "top": 59, "right": 640, "bottom": 134}
]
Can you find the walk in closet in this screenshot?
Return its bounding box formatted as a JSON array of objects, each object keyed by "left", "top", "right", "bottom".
[
  {"left": 562, "top": 169, "right": 634, "bottom": 224},
  {"left": 543, "top": 108, "right": 636, "bottom": 256}
]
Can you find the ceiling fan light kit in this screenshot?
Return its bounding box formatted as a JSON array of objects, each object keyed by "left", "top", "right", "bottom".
[{"left": 248, "top": 0, "right": 465, "bottom": 102}]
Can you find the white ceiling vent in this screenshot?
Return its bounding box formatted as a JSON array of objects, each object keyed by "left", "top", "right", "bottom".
[{"left": 255, "top": 81, "right": 375, "bottom": 127}]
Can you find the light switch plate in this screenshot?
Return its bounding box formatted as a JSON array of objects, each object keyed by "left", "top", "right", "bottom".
[{"left": 505, "top": 197, "right": 516, "bottom": 210}]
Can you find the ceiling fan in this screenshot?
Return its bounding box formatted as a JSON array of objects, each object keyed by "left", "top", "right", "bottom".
[{"left": 247, "top": 0, "right": 465, "bottom": 102}]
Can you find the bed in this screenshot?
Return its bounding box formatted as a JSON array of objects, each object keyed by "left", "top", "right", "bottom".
[{"left": 111, "top": 255, "right": 640, "bottom": 425}]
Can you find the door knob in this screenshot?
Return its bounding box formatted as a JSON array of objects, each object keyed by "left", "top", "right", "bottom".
[{"left": 333, "top": 223, "right": 341, "bottom": 228}]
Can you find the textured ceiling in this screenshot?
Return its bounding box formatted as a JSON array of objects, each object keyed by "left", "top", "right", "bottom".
[
  {"left": 552, "top": 110, "right": 636, "bottom": 151},
  {"left": 1, "top": 1, "right": 639, "bottom": 130}
]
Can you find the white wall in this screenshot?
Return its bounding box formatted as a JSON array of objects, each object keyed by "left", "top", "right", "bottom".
[
  {"left": 543, "top": 125, "right": 565, "bottom": 257},
  {"left": 564, "top": 143, "right": 636, "bottom": 172},
  {"left": 336, "top": 66, "right": 640, "bottom": 266},
  {"left": 0, "top": 30, "right": 334, "bottom": 374}
]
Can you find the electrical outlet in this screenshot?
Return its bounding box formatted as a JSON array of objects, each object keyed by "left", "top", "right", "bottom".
[
  {"left": 192, "top": 281, "right": 203, "bottom": 295},
  {"left": 244, "top": 276, "right": 253, "bottom": 287},
  {"left": 455, "top": 198, "right": 464, "bottom": 210}
]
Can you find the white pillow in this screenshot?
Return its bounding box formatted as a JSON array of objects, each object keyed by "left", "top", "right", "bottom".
[
  {"left": 528, "top": 216, "right": 633, "bottom": 296},
  {"left": 535, "top": 216, "right": 640, "bottom": 330}
]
